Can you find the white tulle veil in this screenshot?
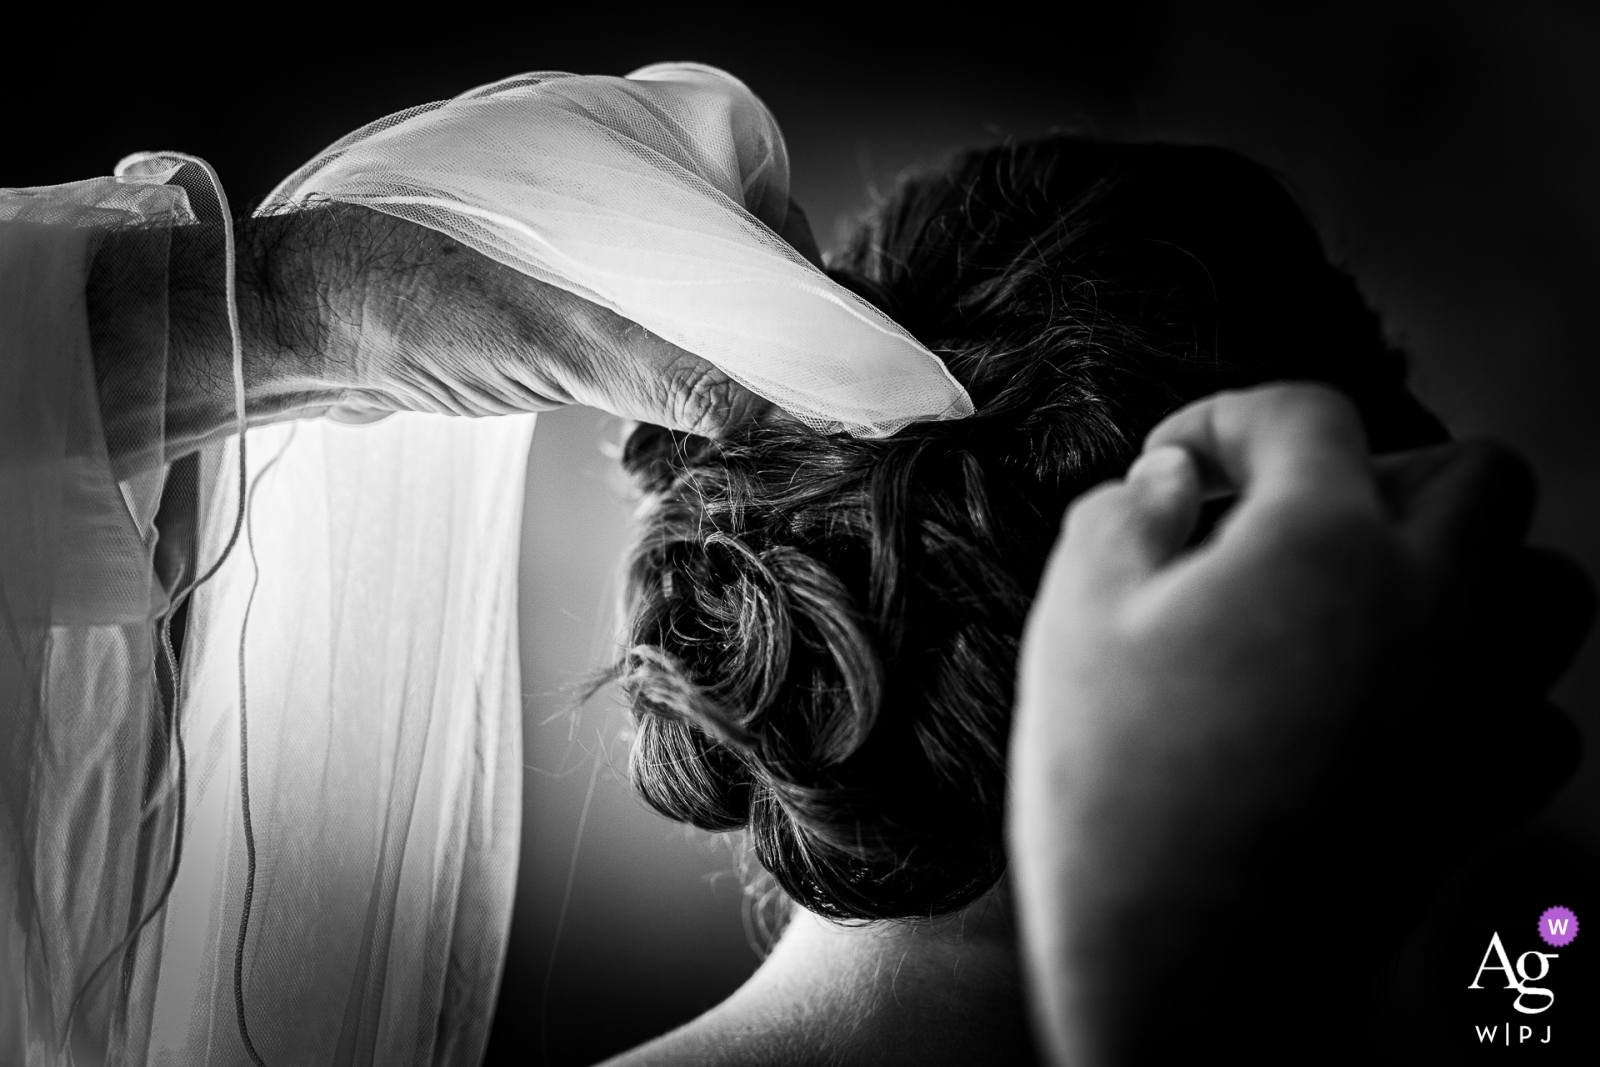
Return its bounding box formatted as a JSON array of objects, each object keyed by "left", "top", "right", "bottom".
[{"left": 0, "top": 63, "right": 970, "bottom": 1066}]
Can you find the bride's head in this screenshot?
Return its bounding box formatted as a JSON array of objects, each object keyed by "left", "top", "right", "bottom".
[{"left": 613, "top": 136, "right": 1444, "bottom": 923}]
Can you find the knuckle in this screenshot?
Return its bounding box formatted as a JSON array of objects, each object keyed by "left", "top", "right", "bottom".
[
  {"left": 1264, "top": 382, "right": 1362, "bottom": 431},
  {"left": 669, "top": 359, "right": 742, "bottom": 436},
  {"left": 1243, "top": 383, "right": 1370, "bottom": 460},
  {"left": 1191, "top": 383, "right": 1368, "bottom": 460},
  {"left": 1063, "top": 481, "right": 1133, "bottom": 541}
]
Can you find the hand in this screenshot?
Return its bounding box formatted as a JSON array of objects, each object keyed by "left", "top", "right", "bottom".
[
  {"left": 129, "top": 201, "right": 824, "bottom": 458},
  {"left": 295, "top": 203, "right": 781, "bottom": 432},
  {"left": 1007, "top": 384, "right": 1591, "bottom": 1066}
]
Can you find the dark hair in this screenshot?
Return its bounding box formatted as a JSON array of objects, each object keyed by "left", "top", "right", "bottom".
[{"left": 612, "top": 137, "right": 1447, "bottom": 922}]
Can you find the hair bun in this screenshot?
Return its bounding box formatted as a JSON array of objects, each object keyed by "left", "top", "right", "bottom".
[{"left": 613, "top": 135, "right": 1445, "bottom": 923}]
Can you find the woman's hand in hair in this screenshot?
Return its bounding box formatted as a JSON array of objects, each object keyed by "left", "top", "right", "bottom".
[{"left": 1007, "top": 383, "right": 1591, "bottom": 1067}]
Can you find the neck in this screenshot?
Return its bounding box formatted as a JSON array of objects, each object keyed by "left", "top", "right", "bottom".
[{"left": 606, "top": 883, "right": 1043, "bottom": 1067}]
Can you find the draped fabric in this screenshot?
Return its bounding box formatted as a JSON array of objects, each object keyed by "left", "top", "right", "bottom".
[
  {"left": 145, "top": 412, "right": 532, "bottom": 1066},
  {"left": 0, "top": 62, "right": 970, "bottom": 1066},
  {"left": 0, "top": 171, "right": 194, "bottom": 1065},
  {"left": 259, "top": 63, "right": 972, "bottom": 437}
]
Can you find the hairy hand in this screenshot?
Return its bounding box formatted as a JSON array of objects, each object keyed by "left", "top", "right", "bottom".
[
  {"left": 139, "top": 201, "right": 797, "bottom": 457},
  {"left": 256, "top": 202, "right": 778, "bottom": 434},
  {"left": 1008, "top": 384, "right": 1591, "bottom": 1066}
]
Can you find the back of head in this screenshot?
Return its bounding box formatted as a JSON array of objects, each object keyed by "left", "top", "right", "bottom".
[{"left": 615, "top": 136, "right": 1445, "bottom": 922}]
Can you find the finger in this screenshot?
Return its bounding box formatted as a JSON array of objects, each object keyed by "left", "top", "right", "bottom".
[
  {"left": 1057, "top": 445, "right": 1204, "bottom": 592},
  {"left": 1144, "top": 384, "right": 1380, "bottom": 520},
  {"left": 1380, "top": 439, "right": 1537, "bottom": 574},
  {"left": 1371, "top": 444, "right": 1455, "bottom": 520}
]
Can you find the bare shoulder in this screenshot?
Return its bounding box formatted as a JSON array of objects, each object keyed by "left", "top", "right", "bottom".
[
  {"left": 596, "top": 902, "right": 1040, "bottom": 1067},
  {"left": 594, "top": 1007, "right": 823, "bottom": 1067}
]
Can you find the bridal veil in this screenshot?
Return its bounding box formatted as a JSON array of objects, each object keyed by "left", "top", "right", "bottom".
[{"left": 0, "top": 63, "right": 969, "bottom": 1065}]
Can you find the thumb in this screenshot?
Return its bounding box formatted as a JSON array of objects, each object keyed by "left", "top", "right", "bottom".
[
  {"left": 1056, "top": 445, "right": 1204, "bottom": 596},
  {"left": 1377, "top": 440, "right": 1536, "bottom": 579}
]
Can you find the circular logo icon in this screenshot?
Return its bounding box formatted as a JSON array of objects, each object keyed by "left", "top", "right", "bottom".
[{"left": 1538, "top": 905, "right": 1578, "bottom": 948}]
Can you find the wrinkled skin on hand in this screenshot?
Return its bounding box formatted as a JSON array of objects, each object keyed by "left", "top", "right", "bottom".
[
  {"left": 107, "top": 200, "right": 821, "bottom": 460},
  {"left": 90, "top": 198, "right": 818, "bottom": 590},
  {"left": 258, "top": 202, "right": 788, "bottom": 435},
  {"left": 1008, "top": 384, "right": 1592, "bottom": 1067}
]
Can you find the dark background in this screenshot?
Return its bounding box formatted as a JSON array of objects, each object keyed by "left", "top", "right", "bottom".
[{"left": 8, "top": 2, "right": 1596, "bottom": 1061}]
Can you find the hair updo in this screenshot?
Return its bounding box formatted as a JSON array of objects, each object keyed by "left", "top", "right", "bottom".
[{"left": 612, "top": 136, "right": 1447, "bottom": 922}]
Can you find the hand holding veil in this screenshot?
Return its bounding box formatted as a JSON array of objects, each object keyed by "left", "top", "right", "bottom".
[
  {"left": 0, "top": 63, "right": 969, "bottom": 1066},
  {"left": 247, "top": 62, "right": 970, "bottom": 438}
]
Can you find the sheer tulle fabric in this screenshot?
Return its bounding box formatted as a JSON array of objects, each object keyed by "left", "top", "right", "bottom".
[
  {"left": 149, "top": 413, "right": 531, "bottom": 1066},
  {"left": 0, "top": 172, "right": 192, "bottom": 1065},
  {"left": 0, "top": 165, "right": 532, "bottom": 1065},
  {"left": 260, "top": 63, "right": 973, "bottom": 437},
  {"left": 1, "top": 62, "right": 969, "bottom": 1066}
]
